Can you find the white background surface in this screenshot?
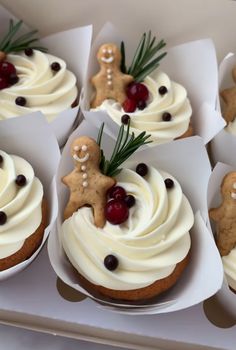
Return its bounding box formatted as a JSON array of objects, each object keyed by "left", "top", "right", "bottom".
[{"left": 0, "top": 0, "right": 235, "bottom": 349}]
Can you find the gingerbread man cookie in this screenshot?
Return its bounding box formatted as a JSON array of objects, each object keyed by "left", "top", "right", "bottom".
[
  {"left": 91, "top": 43, "right": 133, "bottom": 108},
  {"left": 62, "top": 136, "right": 116, "bottom": 228},
  {"left": 209, "top": 172, "right": 236, "bottom": 256},
  {"left": 220, "top": 66, "right": 236, "bottom": 124}
]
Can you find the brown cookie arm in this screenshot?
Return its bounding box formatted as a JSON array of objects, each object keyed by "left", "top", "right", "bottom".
[
  {"left": 220, "top": 88, "right": 236, "bottom": 123},
  {"left": 217, "top": 229, "right": 236, "bottom": 256},
  {"left": 209, "top": 207, "right": 224, "bottom": 222}
]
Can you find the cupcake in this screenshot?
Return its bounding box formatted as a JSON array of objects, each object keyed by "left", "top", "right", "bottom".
[
  {"left": 60, "top": 122, "right": 194, "bottom": 301},
  {"left": 0, "top": 20, "right": 78, "bottom": 123},
  {"left": 209, "top": 170, "right": 236, "bottom": 293},
  {"left": 0, "top": 149, "right": 47, "bottom": 271},
  {"left": 88, "top": 31, "right": 194, "bottom": 145}
]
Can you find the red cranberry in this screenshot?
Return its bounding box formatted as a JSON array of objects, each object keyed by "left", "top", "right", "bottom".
[
  {"left": 124, "top": 194, "right": 135, "bottom": 208},
  {"left": 15, "top": 174, "right": 27, "bottom": 187},
  {"left": 136, "top": 163, "right": 148, "bottom": 177},
  {"left": 0, "top": 62, "right": 16, "bottom": 77},
  {"left": 15, "top": 96, "right": 27, "bottom": 106},
  {"left": 121, "top": 114, "right": 130, "bottom": 125},
  {"left": 126, "top": 82, "right": 149, "bottom": 102},
  {"left": 105, "top": 199, "right": 129, "bottom": 225},
  {"left": 165, "top": 178, "right": 174, "bottom": 189},
  {"left": 108, "top": 186, "right": 127, "bottom": 200},
  {"left": 0, "top": 211, "right": 7, "bottom": 225},
  {"left": 104, "top": 255, "right": 119, "bottom": 271},
  {"left": 122, "top": 98, "right": 137, "bottom": 113},
  {"left": 0, "top": 76, "right": 8, "bottom": 90}
]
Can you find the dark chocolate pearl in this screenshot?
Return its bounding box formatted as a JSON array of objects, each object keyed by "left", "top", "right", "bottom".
[
  {"left": 15, "top": 96, "right": 26, "bottom": 106},
  {"left": 15, "top": 174, "right": 27, "bottom": 187},
  {"left": 104, "top": 254, "right": 119, "bottom": 271},
  {"left": 159, "top": 86, "right": 168, "bottom": 95},
  {"left": 121, "top": 114, "right": 130, "bottom": 125},
  {"left": 165, "top": 178, "right": 174, "bottom": 189},
  {"left": 136, "top": 163, "right": 148, "bottom": 177},
  {"left": 137, "top": 100, "right": 147, "bottom": 110},
  {"left": 0, "top": 211, "right": 7, "bottom": 225},
  {"left": 24, "top": 48, "right": 34, "bottom": 56},
  {"left": 162, "top": 112, "right": 172, "bottom": 121},
  {"left": 8, "top": 74, "right": 19, "bottom": 85},
  {"left": 51, "top": 62, "right": 61, "bottom": 72},
  {"left": 124, "top": 194, "right": 135, "bottom": 208},
  {"left": 0, "top": 155, "right": 3, "bottom": 164}
]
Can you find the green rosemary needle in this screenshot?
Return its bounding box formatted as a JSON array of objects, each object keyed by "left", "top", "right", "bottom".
[{"left": 97, "top": 121, "right": 152, "bottom": 177}]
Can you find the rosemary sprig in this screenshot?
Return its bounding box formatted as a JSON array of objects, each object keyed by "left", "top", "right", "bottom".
[
  {"left": 120, "top": 31, "right": 167, "bottom": 82},
  {"left": 97, "top": 121, "right": 152, "bottom": 177},
  {"left": 0, "top": 19, "right": 47, "bottom": 54}
]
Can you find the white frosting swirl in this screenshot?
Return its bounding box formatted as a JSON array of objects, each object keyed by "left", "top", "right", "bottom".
[
  {"left": 61, "top": 166, "right": 194, "bottom": 290},
  {"left": 0, "top": 150, "right": 43, "bottom": 259},
  {"left": 0, "top": 50, "right": 78, "bottom": 122},
  {"left": 222, "top": 248, "right": 236, "bottom": 291},
  {"left": 92, "top": 70, "right": 192, "bottom": 145}
]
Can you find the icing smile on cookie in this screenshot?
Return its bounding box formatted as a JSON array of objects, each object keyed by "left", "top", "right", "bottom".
[
  {"left": 73, "top": 145, "right": 90, "bottom": 163},
  {"left": 101, "top": 48, "right": 114, "bottom": 63}
]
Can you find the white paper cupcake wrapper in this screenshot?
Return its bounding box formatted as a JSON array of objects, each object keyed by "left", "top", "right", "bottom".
[
  {"left": 48, "top": 119, "right": 223, "bottom": 314},
  {"left": 81, "top": 22, "right": 224, "bottom": 145},
  {"left": 0, "top": 113, "right": 60, "bottom": 280}
]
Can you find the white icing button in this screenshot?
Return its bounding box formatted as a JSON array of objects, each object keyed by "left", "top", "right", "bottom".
[
  {"left": 73, "top": 154, "right": 77, "bottom": 160},
  {"left": 82, "top": 181, "right": 88, "bottom": 187},
  {"left": 107, "top": 74, "right": 112, "bottom": 79},
  {"left": 102, "top": 48, "right": 106, "bottom": 53},
  {"left": 81, "top": 165, "right": 86, "bottom": 171},
  {"left": 107, "top": 81, "right": 112, "bottom": 85},
  {"left": 233, "top": 183, "right": 236, "bottom": 189},
  {"left": 82, "top": 173, "right": 87, "bottom": 179},
  {"left": 107, "top": 68, "right": 112, "bottom": 73},
  {"left": 81, "top": 145, "right": 88, "bottom": 151},
  {"left": 74, "top": 146, "right": 79, "bottom": 151},
  {"left": 231, "top": 192, "right": 236, "bottom": 200},
  {"left": 108, "top": 49, "right": 112, "bottom": 54}
]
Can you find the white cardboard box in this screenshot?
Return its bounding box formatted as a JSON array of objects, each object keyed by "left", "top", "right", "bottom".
[
  {"left": 0, "top": 1, "right": 236, "bottom": 349},
  {"left": 0, "top": 244, "right": 234, "bottom": 350}
]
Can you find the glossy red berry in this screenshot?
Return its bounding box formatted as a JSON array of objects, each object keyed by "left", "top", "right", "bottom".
[
  {"left": 105, "top": 199, "right": 129, "bottom": 225},
  {"left": 126, "top": 82, "right": 149, "bottom": 102},
  {"left": 0, "top": 76, "right": 8, "bottom": 90},
  {"left": 122, "top": 98, "right": 137, "bottom": 113},
  {"left": 108, "top": 186, "right": 127, "bottom": 200},
  {"left": 0, "top": 62, "right": 16, "bottom": 77}
]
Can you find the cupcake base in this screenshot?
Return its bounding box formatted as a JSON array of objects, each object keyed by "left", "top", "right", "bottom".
[
  {"left": 176, "top": 123, "right": 194, "bottom": 140},
  {"left": 75, "top": 254, "right": 189, "bottom": 302},
  {"left": 0, "top": 199, "right": 47, "bottom": 271}
]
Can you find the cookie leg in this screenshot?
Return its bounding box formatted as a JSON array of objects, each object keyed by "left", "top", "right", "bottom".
[{"left": 93, "top": 202, "right": 106, "bottom": 228}]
